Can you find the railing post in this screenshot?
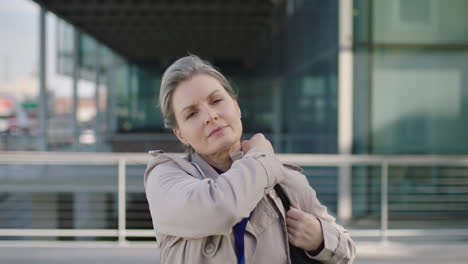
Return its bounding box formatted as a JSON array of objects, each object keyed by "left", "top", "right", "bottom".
[
  {"left": 381, "top": 161, "right": 388, "bottom": 243},
  {"left": 118, "top": 158, "right": 127, "bottom": 245},
  {"left": 338, "top": 164, "right": 352, "bottom": 224}
]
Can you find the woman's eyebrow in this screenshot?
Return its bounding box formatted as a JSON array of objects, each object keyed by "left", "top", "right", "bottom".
[
  {"left": 208, "top": 90, "right": 221, "bottom": 97},
  {"left": 181, "top": 104, "right": 195, "bottom": 113},
  {"left": 181, "top": 90, "right": 221, "bottom": 113}
]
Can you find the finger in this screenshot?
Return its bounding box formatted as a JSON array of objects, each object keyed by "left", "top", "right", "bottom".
[
  {"left": 255, "top": 133, "right": 265, "bottom": 138},
  {"left": 286, "top": 220, "right": 300, "bottom": 230},
  {"left": 240, "top": 140, "right": 249, "bottom": 150},
  {"left": 287, "top": 222, "right": 306, "bottom": 241},
  {"left": 286, "top": 224, "right": 300, "bottom": 236},
  {"left": 287, "top": 232, "right": 300, "bottom": 247},
  {"left": 287, "top": 207, "right": 306, "bottom": 220},
  {"left": 288, "top": 226, "right": 310, "bottom": 249},
  {"left": 286, "top": 215, "right": 301, "bottom": 229}
]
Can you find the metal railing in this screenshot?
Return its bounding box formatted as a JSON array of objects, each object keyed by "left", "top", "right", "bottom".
[{"left": 1, "top": 151, "right": 468, "bottom": 245}]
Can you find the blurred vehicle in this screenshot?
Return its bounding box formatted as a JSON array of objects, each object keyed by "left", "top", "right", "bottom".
[{"left": 0, "top": 94, "right": 32, "bottom": 135}]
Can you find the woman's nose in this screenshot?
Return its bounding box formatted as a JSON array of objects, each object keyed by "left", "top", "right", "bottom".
[{"left": 204, "top": 107, "right": 219, "bottom": 125}]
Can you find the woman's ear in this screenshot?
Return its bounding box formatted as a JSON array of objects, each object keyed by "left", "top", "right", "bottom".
[{"left": 173, "top": 128, "right": 189, "bottom": 146}]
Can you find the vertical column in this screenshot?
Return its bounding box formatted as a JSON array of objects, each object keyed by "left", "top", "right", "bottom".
[
  {"left": 105, "top": 70, "right": 112, "bottom": 138},
  {"left": 338, "top": 0, "right": 354, "bottom": 224},
  {"left": 72, "top": 29, "right": 80, "bottom": 151},
  {"left": 272, "top": 78, "right": 283, "bottom": 152},
  {"left": 38, "top": 7, "right": 48, "bottom": 151},
  {"left": 94, "top": 45, "right": 101, "bottom": 151},
  {"left": 127, "top": 65, "right": 133, "bottom": 123},
  {"left": 100, "top": 70, "right": 110, "bottom": 151},
  {"left": 132, "top": 67, "right": 138, "bottom": 122},
  {"left": 107, "top": 67, "right": 117, "bottom": 138}
]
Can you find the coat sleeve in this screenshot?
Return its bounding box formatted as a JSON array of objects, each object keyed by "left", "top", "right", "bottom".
[
  {"left": 283, "top": 168, "right": 357, "bottom": 264},
  {"left": 144, "top": 148, "right": 285, "bottom": 239}
]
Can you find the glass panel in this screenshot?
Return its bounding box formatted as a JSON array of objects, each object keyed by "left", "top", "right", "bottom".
[
  {"left": 281, "top": 0, "right": 338, "bottom": 153},
  {"left": 353, "top": 0, "right": 371, "bottom": 43},
  {"left": 303, "top": 167, "right": 339, "bottom": 216},
  {"left": 373, "top": 0, "right": 468, "bottom": 44},
  {"left": 351, "top": 166, "right": 381, "bottom": 228},
  {"left": 56, "top": 19, "right": 74, "bottom": 77},
  {"left": 352, "top": 165, "right": 468, "bottom": 228},
  {"left": 0, "top": 164, "right": 118, "bottom": 231},
  {"left": 352, "top": 46, "right": 372, "bottom": 154},
  {"left": 371, "top": 49, "right": 468, "bottom": 154}
]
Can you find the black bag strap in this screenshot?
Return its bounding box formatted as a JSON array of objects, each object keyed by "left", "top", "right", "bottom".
[
  {"left": 273, "top": 184, "right": 322, "bottom": 264},
  {"left": 274, "top": 184, "right": 291, "bottom": 211}
]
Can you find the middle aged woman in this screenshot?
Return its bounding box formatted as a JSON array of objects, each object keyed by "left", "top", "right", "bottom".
[{"left": 144, "top": 55, "right": 356, "bottom": 264}]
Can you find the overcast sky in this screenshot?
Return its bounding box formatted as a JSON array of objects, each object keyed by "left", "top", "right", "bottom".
[
  {"left": 0, "top": 0, "right": 37, "bottom": 85},
  {"left": 0, "top": 0, "right": 94, "bottom": 97}
]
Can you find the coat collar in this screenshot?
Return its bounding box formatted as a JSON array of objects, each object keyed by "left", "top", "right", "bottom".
[{"left": 189, "top": 148, "right": 244, "bottom": 180}]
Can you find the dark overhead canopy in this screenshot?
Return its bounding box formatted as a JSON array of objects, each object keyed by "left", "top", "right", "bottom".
[{"left": 34, "top": 0, "right": 286, "bottom": 65}]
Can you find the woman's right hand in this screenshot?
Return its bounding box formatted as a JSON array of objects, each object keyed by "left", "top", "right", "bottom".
[{"left": 241, "top": 133, "right": 275, "bottom": 154}]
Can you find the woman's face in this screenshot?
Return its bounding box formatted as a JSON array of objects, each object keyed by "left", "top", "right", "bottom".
[{"left": 172, "top": 74, "right": 242, "bottom": 156}]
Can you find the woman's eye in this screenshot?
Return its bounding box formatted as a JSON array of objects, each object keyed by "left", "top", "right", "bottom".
[
  {"left": 186, "top": 112, "right": 197, "bottom": 119},
  {"left": 212, "top": 98, "right": 223, "bottom": 104}
]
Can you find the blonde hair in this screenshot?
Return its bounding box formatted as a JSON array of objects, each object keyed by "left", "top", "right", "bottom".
[{"left": 159, "top": 54, "right": 237, "bottom": 129}]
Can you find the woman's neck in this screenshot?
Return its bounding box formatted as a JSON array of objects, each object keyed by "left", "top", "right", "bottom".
[{"left": 201, "top": 142, "right": 241, "bottom": 172}]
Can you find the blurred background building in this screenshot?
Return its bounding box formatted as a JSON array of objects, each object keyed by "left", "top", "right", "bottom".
[{"left": 0, "top": 0, "right": 467, "bottom": 241}]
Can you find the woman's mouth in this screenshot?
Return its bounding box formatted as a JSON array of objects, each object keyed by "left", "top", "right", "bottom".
[{"left": 209, "top": 126, "right": 226, "bottom": 137}]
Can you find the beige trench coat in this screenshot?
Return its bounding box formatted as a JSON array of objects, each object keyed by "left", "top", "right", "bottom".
[{"left": 144, "top": 148, "right": 356, "bottom": 264}]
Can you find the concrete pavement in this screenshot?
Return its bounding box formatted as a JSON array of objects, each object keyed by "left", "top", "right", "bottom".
[
  {"left": 0, "top": 242, "right": 160, "bottom": 264},
  {"left": 356, "top": 241, "right": 468, "bottom": 264},
  {"left": 0, "top": 240, "right": 467, "bottom": 264}
]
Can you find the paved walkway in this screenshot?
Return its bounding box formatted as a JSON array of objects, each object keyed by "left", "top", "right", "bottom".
[
  {"left": 356, "top": 241, "right": 468, "bottom": 264},
  {"left": 0, "top": 242, "right": 160, "bottom": 264},
  {"left": 0, "top": 240, "right": 467, "bottom": 264}
]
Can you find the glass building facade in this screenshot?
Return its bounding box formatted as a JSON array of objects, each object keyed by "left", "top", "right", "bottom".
[
  {"left": 354, "top": 0, "right": 468, "bottom": 155},
  {"left": 352, "top": 0, "right": 468, "bottom": 223},
  {"left": 1, "top": 0, "right": 467, "bottom": 234},
  {"left": 53, "top": 1, "right": 340, "bottom": 154}
]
